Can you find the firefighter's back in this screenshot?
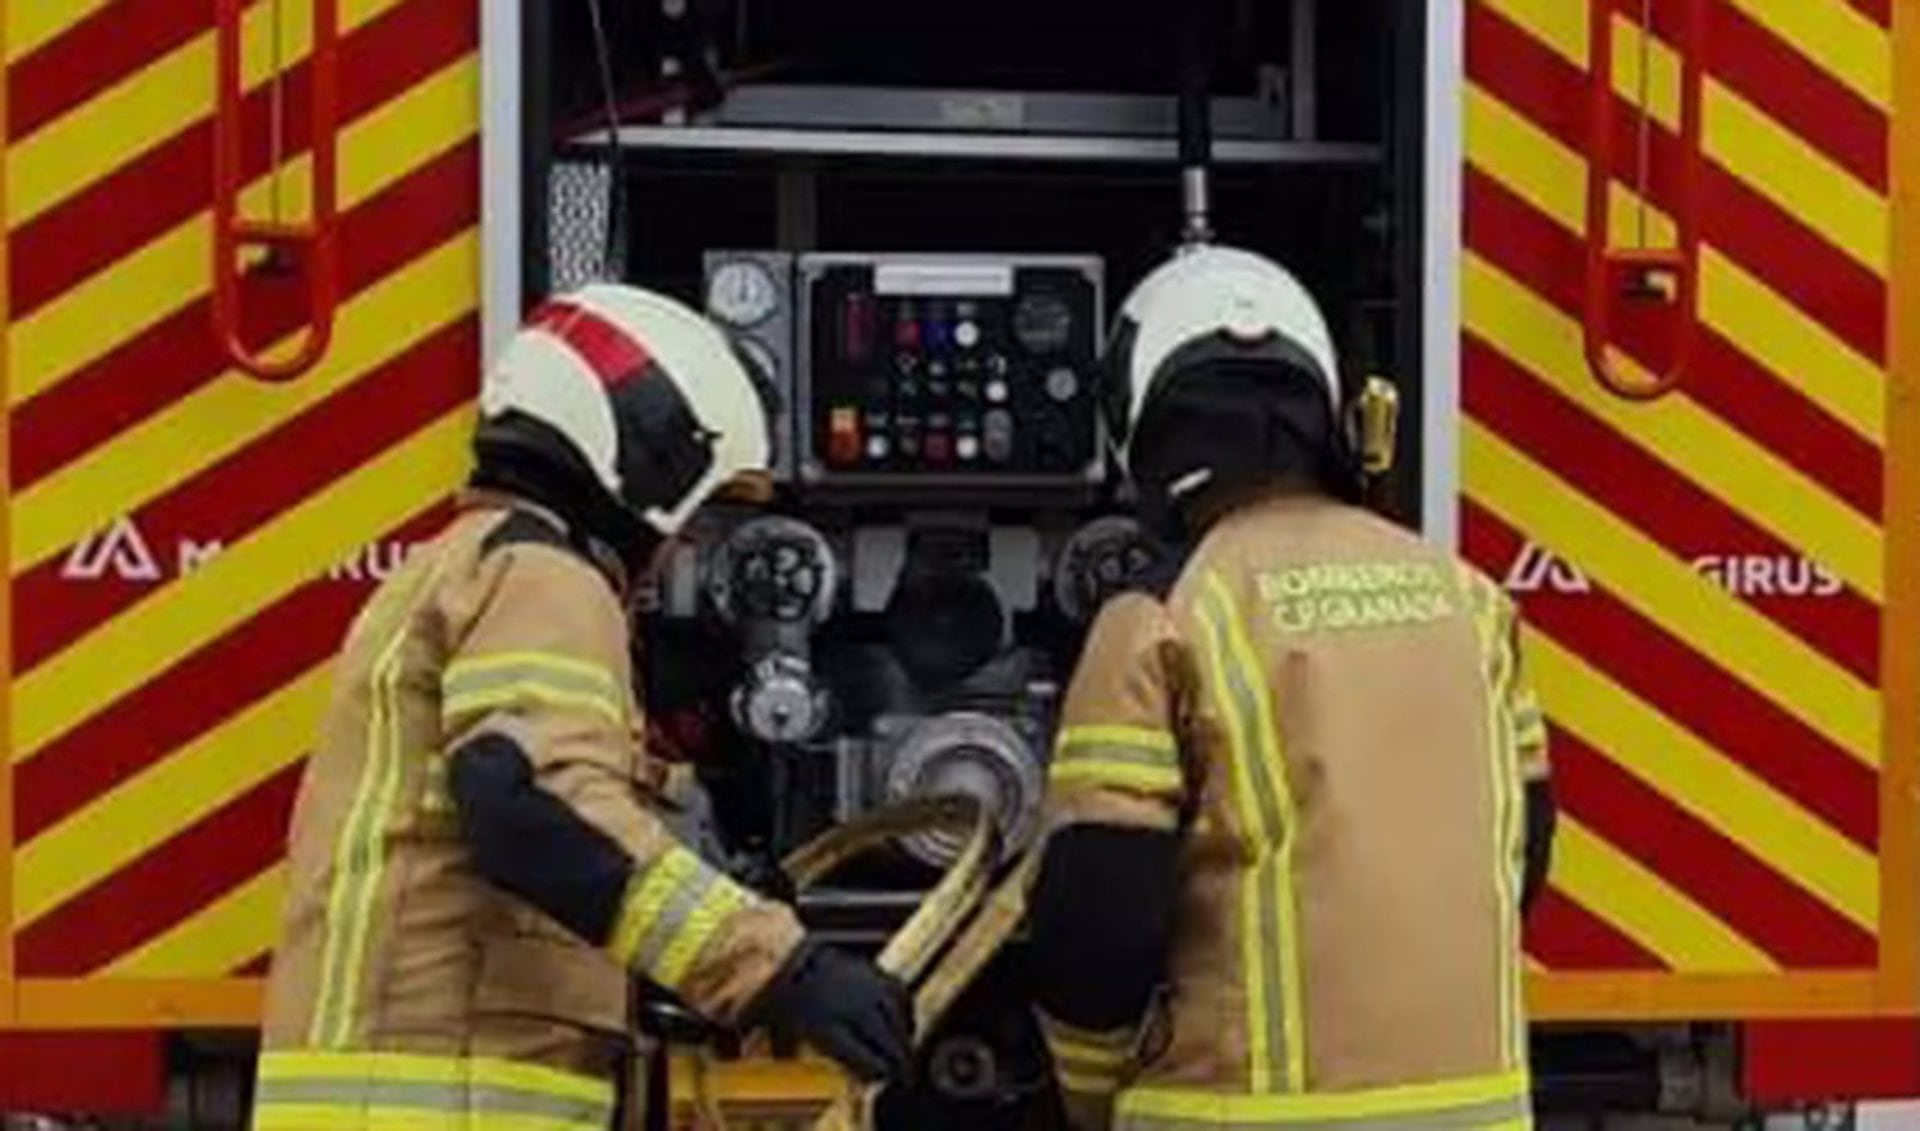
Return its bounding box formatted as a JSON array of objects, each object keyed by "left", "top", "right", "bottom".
[{"left": 1119, "top": 492, "right": 1530, "bottom": 1128}]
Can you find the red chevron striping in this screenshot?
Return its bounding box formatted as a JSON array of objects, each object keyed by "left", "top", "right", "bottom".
[
  {"left": 1465, "top": 166, "right": 1882, "bottom": 523},
  {"left": 15, "top": 317, "right": 476, "bottom": 672},
  {"left": 1463, "top": 326, "right": 1879, "bottom": 684},
  {"left": 1460, "top": 500, "right": 1880, "bottom": 852},
  {"left": 13, "top": 140, "right": 478, "bottom": 490},
  {"left": 10, "top": 0, "right": 476, "bottom": 320},
  {"left": 14, "top": 503, "right": 454, "bottom": 844},
  {"left": 233, "top": 953, "right": 274, "bottom": 977},
  {"left": 1467, "top": 3, "right": 1888, "bottom": 365},
  {"left": 7, "top": 0, "right": 265, "bottom": 144},
  {"left": 1552, "top": 725, "right": 1877, "bottom": 968},
  {"left": 1848, "top": 0, "right": 1890, "bottom": 28},
  {"left": 1610, "top": 0, "right": 1889, "bottom": 192},
  {"left": 14, "top": 765, "right": 303, "bottom": 977},
  {"left": 1527, "top": 888, "right": 1667, "bottom": 971}
]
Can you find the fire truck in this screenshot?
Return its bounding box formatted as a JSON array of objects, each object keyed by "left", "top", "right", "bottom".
[{"left": 1, "top": 0, "right": 1916, "bottom": 1126}]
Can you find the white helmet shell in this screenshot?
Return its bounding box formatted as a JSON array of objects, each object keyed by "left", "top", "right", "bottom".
[
  {"left": 483, "top": 283, "right": 772, "bottom": 536},
  {"left": 1110, "top": 245, "right": 1340, "bottom": 452}
]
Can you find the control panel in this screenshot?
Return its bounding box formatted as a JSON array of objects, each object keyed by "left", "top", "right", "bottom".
[{"left": 797, "top": 255, "right": 1104, "bottom": 492}]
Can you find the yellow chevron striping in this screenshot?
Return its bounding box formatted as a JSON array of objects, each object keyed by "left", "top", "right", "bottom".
[
  {"left": 1551, "top": 818, "right": 1774, "bottom": 973},
  {"left": 1475, "top": 0, "right": 1584, "bottom": 66},
  {"left": 1525, "top": 628, "right": 1878, "bottom": 930},
  {"left": 12, "top": 408, "right": 473, "bottom": 761},
  {"left": 13, "top": 665, "right": 327, "bottom": 925},
  {"left": 1460, "top": 417, "right": 1880, "bottom": 764},
  {"left": 11, "top": 53, "right": 479, "bottom": 406},
  {"left": 1724, "top": 0, "right": 1891, "bottom": 112},
  {"left": 1466, "top": 81, "right": 1886, "bottom": 446},
  {"left": 6, "top": 0, "right": 410, "bottom": 229},
  {"left": 1698, "top": 247, "right": 1885, "bottom": 442},
  {"left": 1479, "top": 1, "right": 1888, "bottom": 268},
  {"left": 1471, "top": 74, "right": 1892, "bottom": 474},
  {"left": 1704, "top": 81, "right": 1888, "bottom": 276},
  {"left": 15, "top": 232, "right": 478, "bottom": 574},
  {"left": 1465, "top": 253, "right": 1883, "bottom": 603},
  {"left": 99, "top": 865, "right": 289, "bottom": 979},
  {"left": 5, "top": 0, "right": 117, "bottom": 65}
]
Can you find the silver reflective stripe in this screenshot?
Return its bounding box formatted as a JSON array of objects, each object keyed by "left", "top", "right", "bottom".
[
  {"left": 255, "top": 1078, "right": 611, "bottom": 1127},
  {"left": 631, "top": 861, "right": 724, "bottom": 976},
  {"left": 1114, "top": 1094, "right": 1532, "bottom": 1130}
]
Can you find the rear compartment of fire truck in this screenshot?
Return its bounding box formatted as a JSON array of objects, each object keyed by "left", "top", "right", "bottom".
[{"left": 3, "top": 0, "right": 1916, "bottom": 1127}]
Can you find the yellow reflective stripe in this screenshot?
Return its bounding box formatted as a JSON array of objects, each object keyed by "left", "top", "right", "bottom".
[
  {"left": 256, "top": 1050, "right": 613, "bottom": 1131},
  {"left": 1042, "top": 1015, "right": 1134, "bottom": 1095},
  {"left": 260, "top": 1050, "right": 610, "bottom": 1100},
  {"left": 1116, "top": 1069, "right": 1532, "bottom": 1128},
  {"left": 1205, "top": 572, "right": 1307, "bottom": 1095},
  {"left": 1048, "top": 759, "right": 1185, "bottom": 796},
  {"left": 1053, "top": 725, "right": 1184, "bottom": 795},
  {"left": 1058, "top": 726, "right": 1177, "bottom": 754},
  {"left": 309, "top": 558, "right": 443, "bottom": 1048},
  {"left": 609, "top": 847, "right": 753, "bottom": 992},
  {"left": 443, "top": 653, "right": 627, "bottom": 729},
  {"left": 1195, "top": 573, "right": 1303, "bottom": 1095},
  {"left": 656, "top": 880, "right": 752, "bottom": 989},
  {"left": 1466, "top": 575, "right": 1527, "bottom": 1071}
]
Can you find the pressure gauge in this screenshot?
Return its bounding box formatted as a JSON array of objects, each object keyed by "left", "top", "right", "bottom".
[{"left": 707, "top": 260, "right": 780, "bottom": 328}]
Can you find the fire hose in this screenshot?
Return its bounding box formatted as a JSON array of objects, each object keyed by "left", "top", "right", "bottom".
[{"left": 685, "top": 796, "right": 1044, "bottom": 1131}]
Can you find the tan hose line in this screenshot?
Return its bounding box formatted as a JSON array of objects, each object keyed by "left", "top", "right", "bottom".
[{"left": 687, "top": 796, "right": 1043, "bottom": 1131}]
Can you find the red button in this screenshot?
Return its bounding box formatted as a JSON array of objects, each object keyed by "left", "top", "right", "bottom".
[
  {"left": 924, "top": 433, "right": 952, "bottom": 464},
  {"left": 828, "top": 408, "right": 862, "bottom": 466},
  {"left": 895, "top": 318, "right": 921, "bottom": 351}
]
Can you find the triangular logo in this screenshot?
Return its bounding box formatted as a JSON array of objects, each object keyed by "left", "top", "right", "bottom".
[
  {"left": 62, "top": 515, "right": 163, "bottom": 582},
  {"left": 1504, "top": 542, "right": 1591, "bottom": 595}
]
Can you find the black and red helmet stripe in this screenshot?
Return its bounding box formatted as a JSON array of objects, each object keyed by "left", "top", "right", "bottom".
[{"left": 528, "top": 299, "right": 656, "bottom": 389}]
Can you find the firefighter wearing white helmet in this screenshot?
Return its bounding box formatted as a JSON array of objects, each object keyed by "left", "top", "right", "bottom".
[
  {"left": 1029, "top": 249, "right": 1557, "bottom": 1130},
  {"left": 254, "top": 284, "right": 910, "bottom": 1131}
]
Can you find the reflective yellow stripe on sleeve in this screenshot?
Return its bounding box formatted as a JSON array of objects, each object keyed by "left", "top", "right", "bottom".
[
  {"left": 1050, "top": 725, "right": 1184, "bottom": 797},
  {"left": 609, "top": 845, "right": 756, "bottom": 992},
  {"left": 1040, "top": 1013, "right": 1137, "bottom": 1096},
  {"left": 442, "top": 652, "right": 628, "bottom": 729},
  {"left": 254, "top": 1050, "right": 614, "bottom": 1131},
  {"left": 1114, "top": 1069, "right": 1533, "bottom": 1130}
]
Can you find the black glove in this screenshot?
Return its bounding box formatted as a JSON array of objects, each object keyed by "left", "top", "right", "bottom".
[{"left": 752, "top": 940, "right": 913, "bottom": 1083}]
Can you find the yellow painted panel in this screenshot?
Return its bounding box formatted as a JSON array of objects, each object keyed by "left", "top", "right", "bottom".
[
  {"left": 100, "top": 866, "right": 289, "bottom": 979},
  {"left": 6, "top": 0, "right": 118, "bottom": 64},
  {"left": 6, "top": 0, "right": 412, "bottom": 228},
  {"left": 14, "top": 232, "right": 478, "bottom": 573},
  {"left": 1465, "top": 255, "right": 1883, "bottom": 601},
  {"left": 1460, "top": 417, "right": 1879, "bottom": 764},
  {"left": 11, "top": 54, "right": 479, "bottom": 405},
  {"left": 1724, "top": 0, "right": 1891, "bottom": 111},
  {"left": 1529, "top": 630, "right": 1878, "bottom": 929},
  {"left": 1552, "top": 819, "right": 1775, "bottom": 972},
  {"left": 14, "top": 667, "right": 326, "bottom": 924},
  {"left": 13, "top": 409, "right": 473, "bottom": 760}
]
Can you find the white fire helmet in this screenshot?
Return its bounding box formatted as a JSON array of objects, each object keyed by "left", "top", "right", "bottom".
[
  {"left": 482, "top": 283, "right": 774, "bottom": 538},
  {"left": 1103, "top": 245, "right": 1344, "bottom": 508}
]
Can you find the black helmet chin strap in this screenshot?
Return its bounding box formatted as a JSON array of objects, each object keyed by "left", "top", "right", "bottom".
[{"left": 471, "top": 414, "right": 660, "bottom": 584}]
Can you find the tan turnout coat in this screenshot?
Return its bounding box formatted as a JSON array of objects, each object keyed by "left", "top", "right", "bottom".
[
  {"left": 1039, "top": 494, "right": 1549, "bottom": 1131},
  {"left": 253, "top": 499, "right": 802, "bottom": 1130}
]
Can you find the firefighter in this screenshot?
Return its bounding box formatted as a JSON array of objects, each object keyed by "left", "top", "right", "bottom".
[
  {"left": 252, "top": 285, "right": 911, "bottom": 1130},
  {"left": 1027, "top": 247, "right": 1557, "bottom": 1130}
]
